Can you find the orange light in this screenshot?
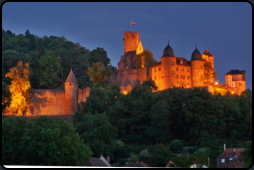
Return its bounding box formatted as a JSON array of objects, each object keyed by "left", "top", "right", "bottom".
[
  {"left": 215, "top": 82, "right": 218, "bottom": 85},
  {"left": 123, "top": 91, "right": 128, "bottom": 95},
  {"left": 231, "top": 91, "right": 234, "bottom": 94}
]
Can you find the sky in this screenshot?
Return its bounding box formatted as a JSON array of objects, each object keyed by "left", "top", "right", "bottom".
[{"left": 2, "top": 2, "right": 252, "bottom": 90}]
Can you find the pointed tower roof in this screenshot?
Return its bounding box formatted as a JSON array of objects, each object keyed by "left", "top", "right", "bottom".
[
  {"left": 203, "top": 49, "right": 213, "bottom": 56},
  {"left": 65, "top": 69, "right": 78, "bottom": 83}
]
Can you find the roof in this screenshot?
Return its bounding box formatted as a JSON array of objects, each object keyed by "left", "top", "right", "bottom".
[
  {"left": 176, "top": 57, "right": 190, "bottom": 66},
  {"left": 162, "top": 43, "right": 175, "bottom": 57},
  {"left": 191, "top": 47, "right": 202, "bottom": 61},
  {"left": 217, "top": 148, "right": 245, "bottom": 168},
  {"left": 65, "top": 69, "right": 78, "bottom": 83},
  {"left": 225, "top": 70, "right": 246, "bottom": 75},
  {"left": 203, "top": 49, "right": 213, "bottom": 56},
  {"left": 123, "top": 162, "right": 146, "bottom": 167},
  {"left": 84, "top": 157, "right": 109, "bottom": 167}
]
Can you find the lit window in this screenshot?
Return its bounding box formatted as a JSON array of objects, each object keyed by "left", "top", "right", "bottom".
[
  {"left": 187, "top": 68, "right": 189, "bottom": 72},
  {"left": 221, "top": 159, "right": 225, "bottom": 163},
  {"left": 181, "top": 75, "right": 185, "bottom": 79},
  {"left": 123, "top": 91, "right": 128, "bottom": 95},
  {"left": 159, "top": 67, "right": 161, "bottom": 71}
]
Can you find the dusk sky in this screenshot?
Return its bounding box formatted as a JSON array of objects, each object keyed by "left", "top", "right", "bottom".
[{"left": 2, "top": 2, "right": 252, "bottom": 90}]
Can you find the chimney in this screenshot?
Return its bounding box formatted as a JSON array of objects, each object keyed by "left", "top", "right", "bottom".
[
  {"left": 107, "top": 156, "right": 110, "bottom": 163},
  {"left": 224, "top": 144, "right": 226, "bottom": 151}
]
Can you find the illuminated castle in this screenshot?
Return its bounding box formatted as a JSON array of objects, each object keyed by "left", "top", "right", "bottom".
[{"left": 110, "top": 31, "right": 246, "bottom": 95}]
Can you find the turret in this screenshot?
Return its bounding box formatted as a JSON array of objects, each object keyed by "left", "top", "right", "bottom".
[
  {"left": 64, "top": 69, "right": 78, "bottom": 114},
  {"left": 160, "top": 41, "right": 176, "bottom": 89},
  {"left": 190, "top": 45, "right": 204, "bottom": 87}
]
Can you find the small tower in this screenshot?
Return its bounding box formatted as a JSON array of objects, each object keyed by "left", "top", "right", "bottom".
[
  {"left": 64, "top": 69, "right": 78, "bottom": 114},
  {"left": 160, "top": 40, "right": 176, "bottom": 89},
  {"left": 190, "top": 44, "right": 204, "bottom": 87}
]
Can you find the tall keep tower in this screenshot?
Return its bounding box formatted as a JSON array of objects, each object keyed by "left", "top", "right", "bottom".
[
  {"left": 123, "top": 31, "right": 140, "bottom": 54},
  {"left": 191, "top": 46, "right": 204, "bottom": 87},
  {"left": 64, "top": 69, "right": 78, "bottom": 114}
]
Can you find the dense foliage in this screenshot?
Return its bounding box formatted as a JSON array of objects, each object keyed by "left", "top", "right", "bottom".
[
  {"left": 169, "top": 140, "right": 183, "bottom": 153},
  {"left": 5, "top": 61, "right": 32, "bottom": 115},
  {"left": 2, "top": 116, "right": 92, "bottom": 166},
  {"left": 2, "top": 29, "right": 111, "bottom": 89},
  {"left": 135, "top": 48, "right": 158, "bottom": 68},
  {"left": 240, "top": 141, "right": 252, "bottom": 168},
  {"left": 75, "top": 81, "right": 252, "bottom": 167}
]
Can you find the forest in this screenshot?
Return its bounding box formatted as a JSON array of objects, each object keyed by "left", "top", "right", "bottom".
[{"left": 2, "top": 29, "right": 252, "bottom": 167}]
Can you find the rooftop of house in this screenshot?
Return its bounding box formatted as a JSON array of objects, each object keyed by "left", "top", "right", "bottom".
[
  {"left": 225, "top": 70, "right": 246, "bottom": 75},
  {"left": 217, "top": 148, "right": 245, "bottom": 168}
]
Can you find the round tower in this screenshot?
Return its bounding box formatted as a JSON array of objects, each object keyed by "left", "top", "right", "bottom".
[
  {"left": 64, "top": 69, "right": 78, "bottom": 114},
  {"left": 161, "top": 41, "right": 176, "bottom": 89},
  {"left": 190, "top": 45, "right": 204, "bottom": 87}
]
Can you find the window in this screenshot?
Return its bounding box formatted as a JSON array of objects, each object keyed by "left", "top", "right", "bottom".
[
  {"left": 239, "top": 82, "right": 242, "bottom": 86},
  {"left": 181, "top": 75, "right": 185, "bottom": 79},
  {"left": 154, "top": 76, "right": 156, "bottom": 80},
  {"left": 180, "top": 60, "right": 183, "bottom": 64},
  {"left": 221, "top": 159, "right": 225, "bottom": 163},
  {"left": 159, "top": 67, "right": 161, "bottom": 71},
  {"left": 182, "top": 67, "right": 184, "bottom": 71},
  {"left": 187, "top": 76, "right": 189, "bottom": 80},
  {"left": 172, "top": 71, "right": 175, "bottom": 75},
  {"left": 187, "top": 68, "right": 189, "bottom": 72},
  {"left": 154, "top": 68, "right": 156, "bottom": 72},
  {"left": 176, "top": 67, "right": 178, "bottom": 71},
  {"left": 176, "top": 75, "right": 178, "bottom": 79},
  {"left": 171, "top": 62, "right": 175, "bottom": 66},
  {"left": 162, "top": 76, "right": 163, "bottom": 78}
]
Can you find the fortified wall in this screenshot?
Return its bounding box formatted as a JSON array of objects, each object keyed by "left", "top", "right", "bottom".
[{"left": 3, "top": 70, "right": 91, "bottom": 116}]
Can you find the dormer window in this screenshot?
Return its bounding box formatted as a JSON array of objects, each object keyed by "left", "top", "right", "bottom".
[{"left": 180, "top": 60, "right": 183, "bottom": 64}]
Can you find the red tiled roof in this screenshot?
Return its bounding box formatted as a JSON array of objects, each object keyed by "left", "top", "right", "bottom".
[{"left": 217, "top": 148, "right": 245, "bottom": 168}]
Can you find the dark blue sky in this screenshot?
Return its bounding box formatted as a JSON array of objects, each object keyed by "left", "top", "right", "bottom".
[{"left": 2, "top": 2, "right": 252, "bottom": 90}]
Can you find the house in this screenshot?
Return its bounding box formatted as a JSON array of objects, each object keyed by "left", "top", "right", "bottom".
[
  {"left": 217, "top": 148, "right": 245, "bottom": 168},
  {"left": 84, "top": 154, "right": 111, "bottom": 167}
]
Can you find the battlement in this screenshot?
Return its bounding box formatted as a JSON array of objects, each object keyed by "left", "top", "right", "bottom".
[
  {"left": 123, "top": 31, "right": 140, "bottom": 54},
  {"left": 78, "top": 87, "right": 91, "bottom": 103}
]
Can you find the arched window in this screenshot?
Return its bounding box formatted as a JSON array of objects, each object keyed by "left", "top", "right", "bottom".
[{"left": 70, "top": 83, "right": 71, "bottom": 85}]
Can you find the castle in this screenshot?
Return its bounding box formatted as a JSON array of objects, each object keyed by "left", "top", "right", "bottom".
[
  {"left": 3, "top": 69, "right": 90, "bottom": 116},
  {"left": 3, "top": 31, "right": 246, "bottom": 116},
  {"left": 109, "top": 31, "right": 246, "bottom": 95}
]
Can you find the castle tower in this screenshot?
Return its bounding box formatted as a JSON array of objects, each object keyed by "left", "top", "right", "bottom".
[
  {"left": 225, "top": 70, "right": 246, "bottom": 95},
  {"left": 64, "top": 69, "right": 78, "bottom": 114},
  {"left": 160, "top": 41, "right": 176, "bottom": 89},
  {"left": 201, "top": 49, "right": 214, "bottom": 69},
  {"left": 191, "top": 45, "right": 204, "bottom": 87},
  {"left": 123, "top": 31, "right": 140, "bottom": 54}
]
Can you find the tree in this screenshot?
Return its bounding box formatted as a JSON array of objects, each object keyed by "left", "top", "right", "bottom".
[
  {"left": 74, "top": 113, "right": 118, "bottom": 158},
  {"left": 135, "top": 49, "right": 158, "bottom": 68},
  {"left": 148, "top": 143, "right": 173, "bottom": 167},
  {"left": 38, "top": 51, "right": 62, "bottom": 88},
  {"left": 203, "top": 60, "right": 217, "bottom": 83},
  {"left": 2, "top": 116, "right": 92, "bottom": 166},
  {"left": 88, "top": 47, "right": 110, "bottom": 66},
  {"left": 5, "top": 60, "right": 32, "bottom": 115},
  {"left": 87, "top": 62, "right": 111, "bottom": 87},
  {"left": 169, "top": 140, "right": 183, "bottom": 153},
  {"left": 2, "top": 83, "right": 11, "bottom": 112},
  {"left": 240, "top": 141, "right": 252, "bottom": 168},
  {"left": 142, "top": 77, "right": 158, "bottom": 91}
]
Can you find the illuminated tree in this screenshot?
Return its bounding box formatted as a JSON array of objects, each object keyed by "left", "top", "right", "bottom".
[
  {"left": 135, "top": 49, "right": 158, "bottom": 68},
  {"left": 5, "top": 60, "right": 32, "bottom": 115},
  {"left": 87, "top": 61, "right": 111, "bottom": 87},
  {"left": 203, "top": 60, "right": 217, "bottom": 83}
]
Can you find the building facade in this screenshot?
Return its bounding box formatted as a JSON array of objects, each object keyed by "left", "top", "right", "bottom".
[{"left": 110, "top": 31, "right": 246, "bottom": 95}]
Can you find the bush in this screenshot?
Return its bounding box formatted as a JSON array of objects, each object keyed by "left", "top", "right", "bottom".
[{"left": 169, "top": 140, "right": 184, "bottom": 153}]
